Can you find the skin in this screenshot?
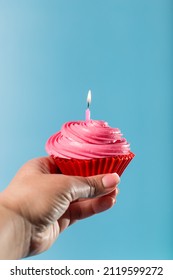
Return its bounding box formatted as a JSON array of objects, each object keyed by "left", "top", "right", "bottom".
[{"left": 0, "top": 157, "right": 120, "bottom": 259}]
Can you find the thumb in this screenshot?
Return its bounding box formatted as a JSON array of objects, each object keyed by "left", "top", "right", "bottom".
[{"left": 56, "top": 173, "right": 120, "bottom": 202}]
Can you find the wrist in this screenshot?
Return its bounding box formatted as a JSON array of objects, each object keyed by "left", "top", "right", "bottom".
[{"left": 0, "top": 199, "right": 32, "bottom": 259}]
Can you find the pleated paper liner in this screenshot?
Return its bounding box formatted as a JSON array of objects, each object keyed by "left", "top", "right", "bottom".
[{"left": 53, "top": 152, "right": 135, "bottom": 177}]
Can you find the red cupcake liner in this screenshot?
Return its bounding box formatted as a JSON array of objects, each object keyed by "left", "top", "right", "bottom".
[{"left": 53, "top": 152, "right": 135, "bottom": 177}]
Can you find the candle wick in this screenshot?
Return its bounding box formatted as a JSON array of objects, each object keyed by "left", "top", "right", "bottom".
[{"left": 87, "top": 102, "right": 90, "bottom": 109}]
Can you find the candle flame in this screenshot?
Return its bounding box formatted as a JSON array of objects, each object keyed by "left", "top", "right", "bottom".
[{"left": 87, "top": 90, "right": 91, "bottom": 107}]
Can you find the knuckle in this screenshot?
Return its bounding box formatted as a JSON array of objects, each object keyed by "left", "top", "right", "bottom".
[{"left": 85, "top": 177, "right": 101, "bottom": 197}]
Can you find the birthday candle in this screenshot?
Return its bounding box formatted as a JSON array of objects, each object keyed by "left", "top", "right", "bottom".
[{"left": 85, "top": 90, "right": 91, "bottom": 121}]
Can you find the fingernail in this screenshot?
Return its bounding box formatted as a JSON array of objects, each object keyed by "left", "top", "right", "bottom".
[
  {"left": 116, "top": 187, "right": 120, "bottom": 196},
  {"left": 113, "top": 173, "right": 121, "bottom": 183},
  {"left": 102, "top": 173, "right": 120, "bottom": 189}
]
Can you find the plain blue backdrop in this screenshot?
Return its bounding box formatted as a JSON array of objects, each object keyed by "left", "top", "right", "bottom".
[{"left": 0, "top": 0, "right": 172, "bottom": 259}]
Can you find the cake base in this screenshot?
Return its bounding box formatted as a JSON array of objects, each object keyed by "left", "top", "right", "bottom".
[{"left": 53, "top": 152, "right": 135, "bottom": 177}]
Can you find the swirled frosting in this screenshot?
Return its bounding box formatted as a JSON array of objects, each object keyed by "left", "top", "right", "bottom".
[{"left": 46, "top": 120, "right": 131, "bottom": 159}]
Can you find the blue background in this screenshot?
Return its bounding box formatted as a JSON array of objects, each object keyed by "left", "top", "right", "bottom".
[{"left": 0, "top": 0, "right": 172, "bottom": 259}]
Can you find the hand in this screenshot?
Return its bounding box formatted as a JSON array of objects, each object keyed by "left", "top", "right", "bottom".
[{"left": 0, "top": 157, "right": 120, "bottom": 259}]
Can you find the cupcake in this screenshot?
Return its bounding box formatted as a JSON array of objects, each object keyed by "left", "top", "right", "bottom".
[{"left": 45, "top": 120, "right": 135, "bottom": 177}]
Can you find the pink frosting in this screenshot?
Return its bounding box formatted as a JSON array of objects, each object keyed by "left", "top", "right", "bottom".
[{"left": 45, "top": 120, "right": 131, "bottom": 159}]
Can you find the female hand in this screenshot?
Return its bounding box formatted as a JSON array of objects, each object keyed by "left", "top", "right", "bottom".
[{"left": 0, "top": 157, "right": 120, "bottom": 259}]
